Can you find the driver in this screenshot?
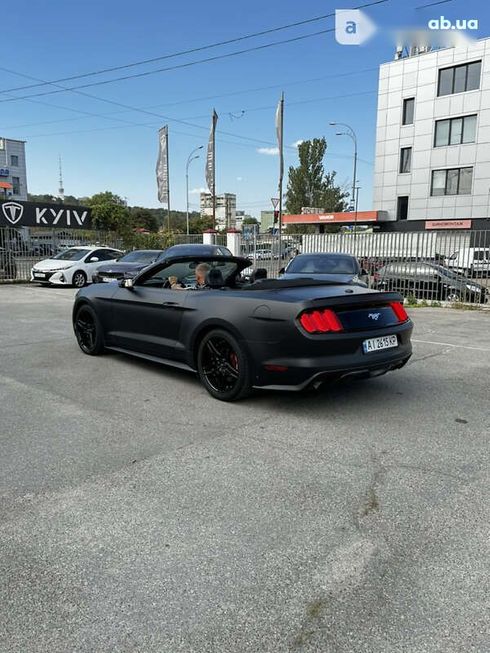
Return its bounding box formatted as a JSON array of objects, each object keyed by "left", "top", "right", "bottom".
[{"left": 171, "top": 262, "right": 211, "bottom": 290}]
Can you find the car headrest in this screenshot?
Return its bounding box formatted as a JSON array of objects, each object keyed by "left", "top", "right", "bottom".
[
  {"left": 206, "top": 268, "right": 224, "bottom": 288},
  {"left": 250, "top": 268, "right": 267, "bottom": 282}
]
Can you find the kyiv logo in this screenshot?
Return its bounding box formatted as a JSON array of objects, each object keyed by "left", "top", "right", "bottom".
[
  {"left": 335, "top": 9, "right": 377, "bottom": 46},
  {"left": 1, "top": 201, "right": 24, "bottom": 225}
]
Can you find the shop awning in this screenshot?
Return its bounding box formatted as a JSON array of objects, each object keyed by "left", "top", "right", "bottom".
[{"left": 0, "top": 181, "right": 12, "bottom": 189}]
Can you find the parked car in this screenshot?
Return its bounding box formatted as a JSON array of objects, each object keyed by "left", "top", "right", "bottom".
[
  {"left": 375, "top": 261, "right": 486, "bottom": 303},
  {"left": 73, "top": 254, "right": 412, "bottom": 401},
  {"left": 31, "top": 246, "right": 123, "bottom": 288},
  {"left": 0, "top": 247, "right": 16, "bottom": 279},
  {"left": 445, "top": 247, "right": 490, "bottom": 277},
  {"left": 279, "top": 253, "right": 368, "bottom": 286},
  {"left": 163, "top": 243, "right": 232, "bottom": 258},
  {"left": 92, "top": 249, "right": 164, "bottom": 283}
]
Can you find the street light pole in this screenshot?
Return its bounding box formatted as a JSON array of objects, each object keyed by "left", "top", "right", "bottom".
[
  {"left": 329, "top": 122, "right": 358, "bottom": 218},
  {"left": 186, "top": 145, "right": 203, "bottom": 236}
]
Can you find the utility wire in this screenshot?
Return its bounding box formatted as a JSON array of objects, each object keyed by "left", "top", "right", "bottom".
[{"left": 0, "top": 0, "right": 388, "bottom": 95}]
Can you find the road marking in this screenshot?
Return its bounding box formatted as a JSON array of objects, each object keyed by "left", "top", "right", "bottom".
[{"left": 413, "top": 338, "right": 490, "bottom": 352}]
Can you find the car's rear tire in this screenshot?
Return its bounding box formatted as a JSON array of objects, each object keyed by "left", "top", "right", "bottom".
[
  {"left": 197, "top": 329, "right": 253, "bottom": 401},
  {"left": 74, "top": 304, "right": 104, "bottom": 355},
  {"left": 72, "top": 270, "right": 87, "bottom": 288}
]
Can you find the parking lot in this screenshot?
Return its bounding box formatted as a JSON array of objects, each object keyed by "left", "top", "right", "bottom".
[{"left": 1, "top": 285, "right": 489, "bottom": 653}]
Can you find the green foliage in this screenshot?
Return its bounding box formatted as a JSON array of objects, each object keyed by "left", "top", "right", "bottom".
[
  {"left": 285, "top": 138, "right": 349, "bottom": 216},
  {"left": 87, "top": 192, "right": 131, "bottom": 234},
  {"left": 242, "top": 217, "right": 259, "bottom": 225},
  {"left": 130, "top": 207, "right": 159, "bottom": 232},
  {"left": 122, "top": 231, "right": 174, "bottom": 250}
]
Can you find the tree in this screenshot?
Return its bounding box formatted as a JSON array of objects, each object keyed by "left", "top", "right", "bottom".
[
  {"left": 87, "top": 192, "right": 131, "bottom": 234},
  {"left": 130, "top": 207, "right": 159, "bottom": 232},
  {"left": 242, "top": 217, "right": 259, "bottom": 225},
  {"left": 285, "top": 138, "right": 349, "bottom": 215}
]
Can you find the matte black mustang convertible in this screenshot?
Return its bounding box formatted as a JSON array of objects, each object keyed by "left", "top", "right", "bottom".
[{"left": 73, "top": 255, "right": 413, "bottom": 401}]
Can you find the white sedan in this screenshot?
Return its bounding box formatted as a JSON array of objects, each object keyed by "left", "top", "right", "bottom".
[{"left": 31, "top": 246, "right": 123, "bottom": 288}]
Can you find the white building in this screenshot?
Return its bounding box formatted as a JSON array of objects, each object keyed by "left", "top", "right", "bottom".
[
  {"left": 200, "top": 192, "right": 236, "bottom": 230},
  {"left": 0, "top": 137, "right": 28, "bottom": 201},
  {"left": 373, "top": 38, "right": 490, "bottom": 231}
]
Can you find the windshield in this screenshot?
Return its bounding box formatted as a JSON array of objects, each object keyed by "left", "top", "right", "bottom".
[
  {"left": 287, "top": 254, "right": 358, "bottom": 275},
  {"left": 436, "top": 266, "right": 469, "bottom": 281},
  {"left": 53, "top": 248, "right": 90, "bottom": 261},
  {"left": 140, "top": 259, "right": 241, "bottom": 287},
  {"left": 119, "top": 250, "right": 159, "bottom": 263}
]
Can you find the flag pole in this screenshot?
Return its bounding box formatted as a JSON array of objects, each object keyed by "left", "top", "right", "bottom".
[
  {"left": 166, "top": 128, "right": 171, "bottom": 233},
  {"left": 277, "top": 92, "right": 284, "bottom": 250},
  {"left": 212, "top": 127, "right": 216, "bottom": 231}
]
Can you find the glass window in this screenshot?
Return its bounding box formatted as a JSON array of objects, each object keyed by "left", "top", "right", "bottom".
[
  {"left": 12, "top": 176, "right": 20, "bottom": 194},
  {"left": 466, "top": 61, "right": 481, "bottom": 91},
  {"left": 462, "top": 115, "right": 477, "bottom": 143},
  {"left": 449, "top": 118, "right": 463, "bottom": 145},
  {"left": 458, "top": 167, "right": 473, "bottom": 194},
  {"left": 431, "top": 170, "right": 446, "bottom": 196},
  {"left": 399, "top": 147, "right": 412, "bottom": 173},
  {"left": 446, "top": 169, "right": 459, "bottom": 195},
  {"left": 396, "top": 196, "right": 409, "bottom": 220},
  {"left": 10, "top": 155, "right": 18, "bottom": 166},
  {"left": 53, "top": 248, "right": 90, "bottom": 261},
  {"left": 402, "top": 98, "right": 414, "bottom": 125},
  {"left": 453, "top": 65, "right": 467, "bottom": 94},
  {"left": 435, "top": 119, "right": 450, "bottom": 147},
  {"left": 438, "top": 61, "right": 481, "bottom": 96},
  {"left": 438, "top": 67, "right": 454, "bottom": 96}
]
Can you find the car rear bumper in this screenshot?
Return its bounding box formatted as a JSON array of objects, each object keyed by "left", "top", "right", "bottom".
[{"left": 249, "top": 322, "right": 413, "bottom": 389}]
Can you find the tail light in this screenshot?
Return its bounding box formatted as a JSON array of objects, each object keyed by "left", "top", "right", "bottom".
[
  {"left": 390, "top": 301, "right": 409, "bottom": 323},
  {"left": 299, "top": 309, "right": 343, "bottom": 334}
]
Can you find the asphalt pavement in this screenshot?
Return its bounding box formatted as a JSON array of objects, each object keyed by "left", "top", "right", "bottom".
[{"left": 0, "top": 285, "right": 489, "bottom": 653}]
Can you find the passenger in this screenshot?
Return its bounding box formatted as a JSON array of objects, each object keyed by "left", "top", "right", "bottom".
[{"left": 171, "top": 263, "right": 211, "bottom": 290}]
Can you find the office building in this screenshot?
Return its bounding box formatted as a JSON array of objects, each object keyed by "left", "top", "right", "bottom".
[
  {"left": 0, "top": 137, "right": 28, "bottom": 201},
  {"left": 200, "top": 192, "right": 236, "bottom": 230},
  {"left": 373, "top": 37, "right": 490, "bottom": 231}
]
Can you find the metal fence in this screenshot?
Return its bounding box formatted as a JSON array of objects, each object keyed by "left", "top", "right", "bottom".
[
  {"left": 1, "top": 225, "right": 489, "bottom": 306},
  {"left": 0, "top": 228, "right": 210, "bottom": 282},
  {"left": 240, "top": 230, "right": 490, "bottom": 306}
]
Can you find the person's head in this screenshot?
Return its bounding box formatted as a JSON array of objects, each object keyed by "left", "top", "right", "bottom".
[{"left": 195, "top": 262, "right": 211, "bottom": 285}]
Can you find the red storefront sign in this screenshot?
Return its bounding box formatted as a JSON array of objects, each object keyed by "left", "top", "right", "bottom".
[{"left": 425, "top": 220, "right": 472, "bottom": 230}]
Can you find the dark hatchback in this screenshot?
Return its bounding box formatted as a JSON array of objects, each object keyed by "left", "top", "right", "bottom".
[
  {"left": 375, "top": 261, "right": 487, "bottom": 303},
  {"left": 93, "top": 249, "right": 163, "bottom": 283},
  {"left": 93, "top": 244, "right": 233, "bottom": 283},
  {"left": 279, "top": 253, "right": 368, "bottom": 286}
]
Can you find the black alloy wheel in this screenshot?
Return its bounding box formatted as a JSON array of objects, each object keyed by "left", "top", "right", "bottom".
[
  {"left": 197, "top": 329, "right": 252, "bottom": 401},
  {"left": 74, "top": 305, "right": 104, "bottom": 355},
  {"left": 72, "top": 270, "right": 87, "bottom": 288}
]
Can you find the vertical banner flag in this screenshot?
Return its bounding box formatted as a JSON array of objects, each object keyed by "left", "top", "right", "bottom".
[
  {"left": 205, "top": 109, "right": 218, "bottom": 192},
  {"left": 156, "top": 125, "right": 169, "bottom": 205}
]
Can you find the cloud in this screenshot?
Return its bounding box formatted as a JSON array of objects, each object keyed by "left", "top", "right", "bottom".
[
  {"left": 257, "top": 147, "right": 279, "bottom": 156},
  {"left": 236, "top": 176, "right": 243, "bottom": 182},
  {"left": 190, "top": 187, "right": 207, "bottom": 195},
  {"left": 292, "top": 139, "right": 304, "bottom": 148}
]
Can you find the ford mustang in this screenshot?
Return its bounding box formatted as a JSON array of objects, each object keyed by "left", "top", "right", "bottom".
[{"left": 72, "top": 255, "right": 413, "bottom": 401}]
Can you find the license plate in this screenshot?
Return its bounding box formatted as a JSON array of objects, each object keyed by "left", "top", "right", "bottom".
[
  {"left": 102, "top": 277, "right": 113, "bottom": 282},
  {"left": 33, "top": 272, "right": 45, "bottom": 279},
  {"left": 363, "top": 334, "right": 398, "bottom": 354}
]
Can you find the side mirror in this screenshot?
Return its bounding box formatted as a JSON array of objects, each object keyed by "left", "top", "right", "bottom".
[
  {"left": 119, "top": 277, "right": 134, "bottom": 289},
  {"left": 89, "top": 256, "right": 99, "bottom": 262}
]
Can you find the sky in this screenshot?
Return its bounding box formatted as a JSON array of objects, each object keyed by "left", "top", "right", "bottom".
[{"left": 1, "top": 0, "right": 488, "bottom": 216}]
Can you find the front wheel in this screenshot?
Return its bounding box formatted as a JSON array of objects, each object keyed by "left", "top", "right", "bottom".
[
  {"left": 72, "top": 270, "right": 87, "bottom": 288},
  {"left": 197, "top": 329, "right": 253, "bottom": 401},
  {"left": 74, "top": 304, "right": 105, "bottom": 355}
]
